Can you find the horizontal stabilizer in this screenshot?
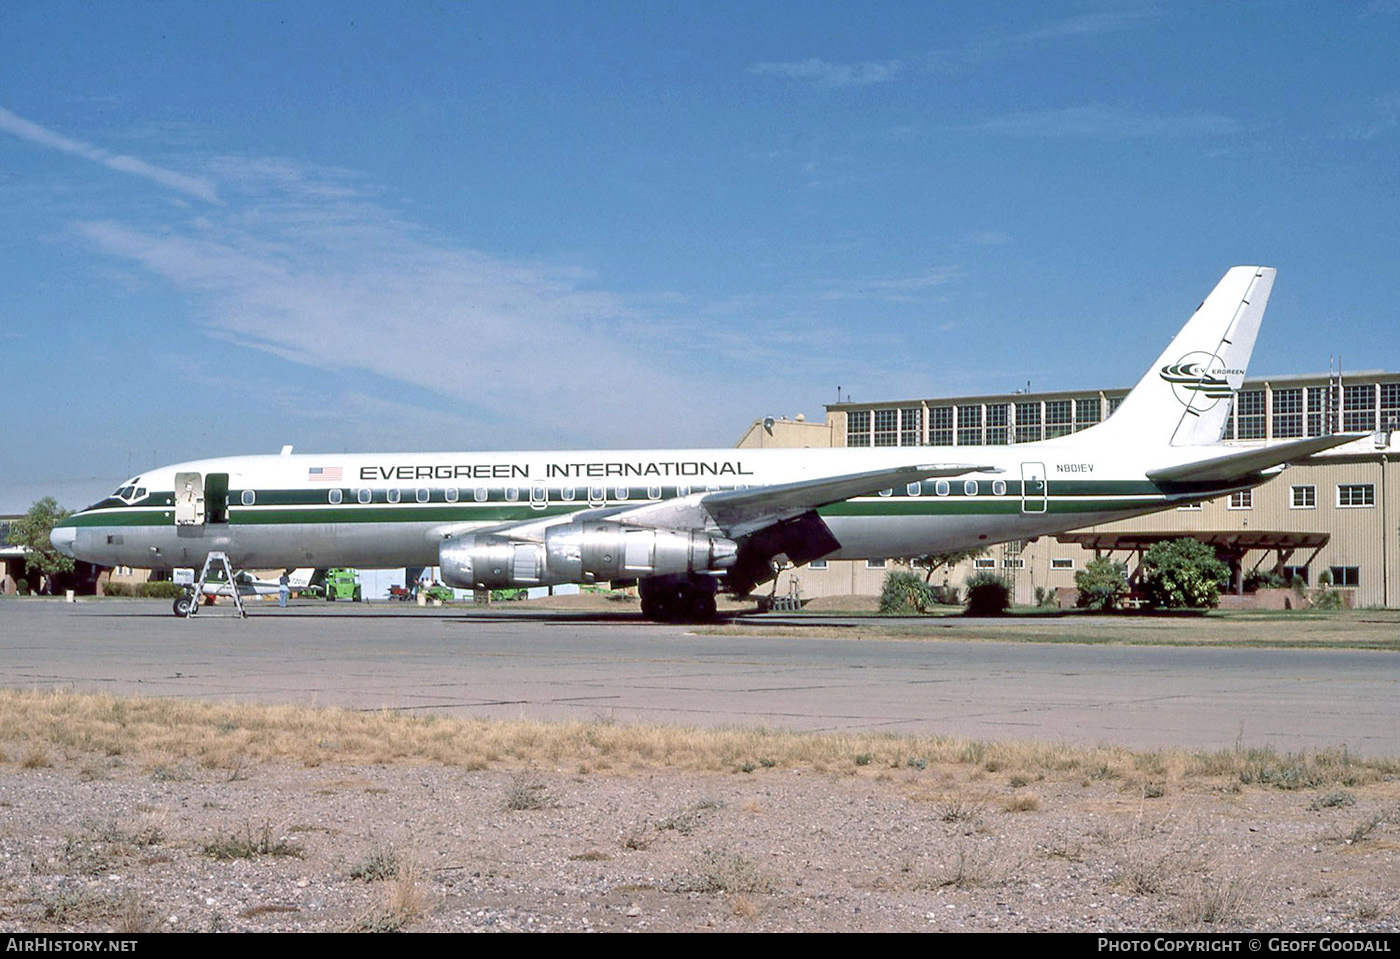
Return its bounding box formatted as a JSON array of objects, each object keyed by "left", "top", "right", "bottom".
[{"left": 1147, "top": 434, "right": 1364, "bottom": 485}]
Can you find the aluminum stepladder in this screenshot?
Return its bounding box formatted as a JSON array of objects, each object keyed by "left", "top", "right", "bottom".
[{"left": 184, "top": 551, "right": 247, "bottom": 618}]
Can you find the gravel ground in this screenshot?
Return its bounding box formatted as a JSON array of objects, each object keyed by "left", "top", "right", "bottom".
[{"left": 3, "top": 753, "right": 1398, "bottom": 933}]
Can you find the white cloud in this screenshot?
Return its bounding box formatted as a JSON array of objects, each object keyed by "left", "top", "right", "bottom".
[
  {"left": 978, "top": 104, "right": 1240, "bottom": 139},
  {"left": 747, "top": 58, "right": 904, "bottom": 87},
  {"left": 0, "top": 106, "right": 220, "bottom": 203}
]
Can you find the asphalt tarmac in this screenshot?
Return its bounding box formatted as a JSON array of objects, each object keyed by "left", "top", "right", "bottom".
[{"left": 3, "top": 599, "right": 1398, "bottom": 756}]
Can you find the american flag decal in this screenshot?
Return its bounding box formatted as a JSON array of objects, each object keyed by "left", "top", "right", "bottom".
[{"left": 308, "top": 466, "right": 343, "bottom": 482}]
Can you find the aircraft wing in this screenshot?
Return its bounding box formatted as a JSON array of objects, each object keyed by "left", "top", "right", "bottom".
[
  {"left": 1148, "top": 434, "right": 1366, "bottom": 485},
  {"left": 426, "top": 463, "right": 997, "bottom": 547},
  {"left": 607, "top": 463, "right": 998, "bottom": 539}
]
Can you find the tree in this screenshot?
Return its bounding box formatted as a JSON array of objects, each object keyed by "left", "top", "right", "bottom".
[
  {"left": 912, "top": 548, "right": 988, "bottom": 583},
  {"left": 1074, "top": 556, "right": 1129, "bottom": 610},
  {"left": 11, "top": 497, "right": 75, "bottom": 592},
  {"left": 1140, "top": 538, "right": 1230, "bottom": 609}
]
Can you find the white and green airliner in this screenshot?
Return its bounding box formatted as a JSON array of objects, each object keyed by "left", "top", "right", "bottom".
[{"left": 52, "top": 267, "right": 1356, "bottom": 620}]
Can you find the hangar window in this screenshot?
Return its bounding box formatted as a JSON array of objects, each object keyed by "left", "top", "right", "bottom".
[
  {"left": 328, "top": 489, "right": 343, "bottom": 505},
  {"left": 357, "top": 488, "right": 372, "bottom": 504},
  {"left": 1228, "top": 490, "right": 1252, "bottom": 510},
  {"left": 1273, "top": 388, "right": 1304, "bottom": 438},
  {"left": 416, "top": 488, "right": 430, "bottom": 503},
  {"left": 241, "top": 490, "right": 256, "bottom": 507},
  {"left": 873, "top": 409, "right": 898, "bottom": 447},
  {"left": 1074, "top": 396, "right": 1102, "bottom": 430},
  {"left": 865, "top": 559, "right": 886, "bottom": 569},
  {"left": 1290, "top": 485, "right": 1315, "bottom": 509},
  {"left": 1343, "top": 385, "right": 1377, "bottom": 433},
  {"left": 387, "top": 489, "right": 401, "bottom": 504},
  {"left": 1015, "top": 402, "right": 1042, "bottom": 443},
  {"left": 1235, "top": 390, "right": 1266, "bottom": 439},
  {"left": 444, "top": 487, "right": 459, "bottom": 503},
  {"left": 1051, "top": 558, "right": 1075, "bottom": 570},
  {"left": 1283, "top": 565, "right": 1309, "bottom": 585},
  {"left": 1002, "top": 558, "right": 1025, "bottom": 569},
  {"left": 1337, "top": 484, "right": 1375, "bottom": 508},
  {"left": 474, "top": 487, "right": 488, "bottom": 502},
  {"left": 928, "top": 406, "right": 953, "bottom": 445},
  {"left": 974, "top": 558, "right": 996, "bottom": 569},
  {"left": 957, "top": 405, "right": 984, "bottom": 446},
  {"left": 1328, "top": 566, "right": 1360, "bottom": 588},
  {"left": 808, "top": 559, "right": 828, "bottom": 570},
  {"left": 985, "top": 404, "right": 1009, "bottom": 445},
  {"left": 1045, "top": 400, "right": 1073, "bottom": 438},
  {"left": 846, "top": 410, "right": 871, "bottom": 447},
  {"left": 900, "top": 407, "right": 923, "bottom": 446}
]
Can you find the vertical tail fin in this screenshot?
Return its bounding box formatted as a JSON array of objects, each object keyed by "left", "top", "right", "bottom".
[{"left": 1094, "top": 266, "right": 1275, "bottom": 446}]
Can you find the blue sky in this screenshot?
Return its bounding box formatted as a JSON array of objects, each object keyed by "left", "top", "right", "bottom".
[{"left": 2, "top": 1, "right": 1397, "bottom": 512}]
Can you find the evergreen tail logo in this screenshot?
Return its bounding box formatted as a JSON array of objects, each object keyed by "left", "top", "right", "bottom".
[{"left": 1159, "top": 351, "right": 1243, "bottom": 409}]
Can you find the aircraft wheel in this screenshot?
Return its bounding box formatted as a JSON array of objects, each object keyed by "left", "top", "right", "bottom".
[
  {"left": 172, "top": 592, "right": 196, "bottom": 617},
  {"left": 686, "top": 590, "right": 718, "bottom": 622}
]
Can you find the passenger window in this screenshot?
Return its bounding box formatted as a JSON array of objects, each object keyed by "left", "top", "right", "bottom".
[
  {"left": 560, "top": 487, "right": 576, "bottom": 502},
  {"left": 906, "top": 483, "right": 920, "bottom": 497},
  {"left": 964, "top": 480, "right": 978, "bottom": 496},
  {"left": 416, "top": 488, "right": 430, "bottom": 503},
  {"left": 241, "top": 490, "right": 256, "bottom": 506},
  {"left": 387, "top": 489, "right": 401, "bottom": 504},
  {"left": 329, "top": 489, "right": 343, "bottom": 505},
  {"left": 935, "top": 480, "right": 950, "bottom": 496},
  {"left": 648, "top": 486, "right": 661, "bottom": 500},
  {"left": 992, "top": 480, "right": 1007, "bottom": 496},
  {"left": 505, "top": 488, "right": 519, "bottom": 502},
  {"left": 358, "top": 488, "right": 372, "bottom": 504},
  {"left": 444, "top": 488, "right": 459, "bottom": 503},
  {"left": 474, "top": 487, "right": 488, "bottom": 502},
  {"left": 616, "top": 486, "right": 630, "bottom": 500}
]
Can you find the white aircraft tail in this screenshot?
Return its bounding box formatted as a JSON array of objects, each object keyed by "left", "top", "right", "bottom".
[
  {"left": 288, "top": 568, "right": 315, "bottom": 589},
  {"left": 1091, "top": 266, "right": 1275, "bottom": 447}
]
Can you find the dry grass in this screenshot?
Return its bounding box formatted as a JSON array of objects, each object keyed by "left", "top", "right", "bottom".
[{"left": 2, "top": 689, "right": 1396, "bottom": 794}]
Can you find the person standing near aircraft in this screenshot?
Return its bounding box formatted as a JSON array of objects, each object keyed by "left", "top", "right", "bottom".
[{"left": 278, "top": 572, "right": 290, "bottom": 608}]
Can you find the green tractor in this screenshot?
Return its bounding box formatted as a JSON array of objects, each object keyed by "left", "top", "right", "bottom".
[{"left": 323, "top": 568, "right": 362, "bottom": 602}]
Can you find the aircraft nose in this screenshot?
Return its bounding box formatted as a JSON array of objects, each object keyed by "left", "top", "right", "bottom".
[{"left": 50, "top": 525, "right": 77, "bottom": 558}]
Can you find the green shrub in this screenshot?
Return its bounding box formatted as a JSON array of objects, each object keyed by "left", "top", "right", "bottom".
[
  {"left": 136, "top": 581, "right": 183, "bottom": 599},
  {"left": 1075, "top": 556, "right": 1129, "bottom": 610},
  {"left": 1310, "top": 588, "right": 1343, "bottom": 610},
  {"left": 1140, "top": 538, "right": 1230, "bottom": 609},
  {"left": 102, "top": 582, "right": 134, "bottom": 598},
  {"left": 963, "top": 572, "right": 1011, "bottom": 615},
  {"left": 879, "top": 570, "right": 936, "bottom": 614}
]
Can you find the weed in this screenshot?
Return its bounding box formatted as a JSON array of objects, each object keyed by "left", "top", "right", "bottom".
[
  {"left": 854, "top": 753, "right": 873, "bottom": 766},
  {"left": 349, "top": 844, "right": 400, "bottom": 882},
  {"left": 203, "top": 822, "right": 304, "bottom": 860},
  {"left": 1173, "top": 873, "right": 1254, "bottom": 926},
  {"left": 503, "top": 776, "right": 554, "bottom": 811},
  {"left": 569, "top": 850, "right": 612, "bottom": 861},
  {"left": 1309, "top": 790, "right": 1357, "bottom": 810},
  {"left": 677, "top": 850, "right": 776, "bottom": 895},
  {"left": 1003, "top": 793, "right": 1041, "bottom": 813},
  {"left": 936, "top": 794, "right": 986, "bottom": 824}
]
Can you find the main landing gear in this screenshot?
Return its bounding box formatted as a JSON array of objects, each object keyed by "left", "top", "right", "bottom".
[{"left": 639, "top": 577, "right": 719, "bottom": 623}]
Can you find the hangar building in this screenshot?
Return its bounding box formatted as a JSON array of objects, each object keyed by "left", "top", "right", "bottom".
[{"left": 740, "top": 372, "right": 1400, "bottom": 608}]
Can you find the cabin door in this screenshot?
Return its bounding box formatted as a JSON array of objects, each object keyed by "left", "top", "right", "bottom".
[{"left": 1020, "top": 462, "right": 1047, "bottom": 514}]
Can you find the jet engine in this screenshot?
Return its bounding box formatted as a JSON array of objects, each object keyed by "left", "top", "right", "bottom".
[{"left": 439, "top": 521, "right": 738, "bottom": 590}]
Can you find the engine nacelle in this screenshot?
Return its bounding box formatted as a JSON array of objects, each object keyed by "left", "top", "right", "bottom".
[{"left": 439, "top": 521, "right": 738, "bottom": 590}]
